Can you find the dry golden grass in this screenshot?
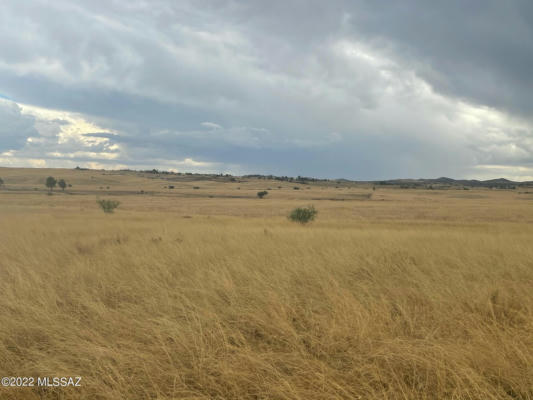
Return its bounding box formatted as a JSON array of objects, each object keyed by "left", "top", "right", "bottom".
[{"left": 1, "top": 167, "right": 533, "bottom": 399}]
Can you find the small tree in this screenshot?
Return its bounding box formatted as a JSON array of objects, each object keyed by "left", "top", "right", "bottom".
[
  {"left": 0, "top": 177, "right": 3, "bottom": 187},
  {"left": 45, "top": 176, "right": 57, "bottom": 192},
  {"left": 97, "top": 199, "right": 120, "bottom": 213},
  {"left": 58, "top": 179, "right": 67, "bottom": 191},
  {"left": 257, "top": 190, "right": 268, "bottom": 199},
  {"left": 288, "top": 205, "right": 317, "bottom": 224}
]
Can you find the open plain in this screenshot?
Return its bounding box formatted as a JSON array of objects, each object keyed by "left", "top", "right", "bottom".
[{"left": 1, "top": 167, "right": 533, "bottom": 399}]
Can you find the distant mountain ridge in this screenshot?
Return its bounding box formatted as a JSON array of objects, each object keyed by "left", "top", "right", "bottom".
[
  {"left": 237, "top": 172, "right": 532, "bottom": 188},
  {"left": 373, "top": 177, "right": 532, "bottom": 188}
]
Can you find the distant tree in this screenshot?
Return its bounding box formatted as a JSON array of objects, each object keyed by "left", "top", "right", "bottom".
[
  {"left": 58, "top": 179, "right": 67, "bottom": 191},
  {"left": 0, "top": 177, "right": 3, "bottom": 187},
  {"left": 257, "top": 190, "right": 268, "bottom": 199},
  {"left": 45, "top": 176, "right": 57, "bottom": 192}
]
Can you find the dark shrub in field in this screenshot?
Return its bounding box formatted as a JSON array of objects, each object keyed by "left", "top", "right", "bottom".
[
  {"left": 97, "top": 199, "right": 120, "bottom": 213},
  {"left": 257, "top": 191, "right": 268, "bottom": 199},
  {"left": 288, "top": 205, "right": 317, "bottom": 224}
]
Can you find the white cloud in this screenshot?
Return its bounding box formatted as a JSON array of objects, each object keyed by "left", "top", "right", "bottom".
[{"left": 201, "top": 122, "right": 222, "bottom": 130}]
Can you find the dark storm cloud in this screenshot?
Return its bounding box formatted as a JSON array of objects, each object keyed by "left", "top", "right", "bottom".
[
  {"left": 345, "top": 0, "right": 533, "bottom": 119},
  {"left": 199, "top": 0, "right": 533, "bottom": 118},
  {"left": 0, "top": 100, "right": 37, "bottom": 151},
  {"left": 1, "top": 0, "right": 532, "bottom": 179}
]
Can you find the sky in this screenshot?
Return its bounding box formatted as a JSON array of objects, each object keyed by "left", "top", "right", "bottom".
[{"left": 1, "top": 0, "right": 533, "bottom": 180}]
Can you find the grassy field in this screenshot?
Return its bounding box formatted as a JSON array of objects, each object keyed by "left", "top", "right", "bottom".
[{"left": 1, "top": 167, "right": 533, "bottom": 399}]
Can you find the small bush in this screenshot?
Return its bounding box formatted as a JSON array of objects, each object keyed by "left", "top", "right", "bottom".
[
  {"left": 288, "top": 205, "right": 317, "bottom": 224},
  {"left": 97, "top": 199, "right": 120, "bottom": 213},
  {"left": 293, "top": 186, "right": 300, "bottom": 190},
  {"left": 257, "top": 191, "right": 268, "bottom": 199}
]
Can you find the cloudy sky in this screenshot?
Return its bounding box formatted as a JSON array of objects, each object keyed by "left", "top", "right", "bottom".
[{"left": 1, "top": 0, "right": 533, "bottom": 180}]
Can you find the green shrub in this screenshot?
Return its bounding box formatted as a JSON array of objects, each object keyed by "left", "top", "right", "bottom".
[
  {"left": 288, "top": 205, "right": 317, "bottom": 224},
  {"left": 97, "top": 199, "right": 120, "bottom": 213},
  {"left": 257, "top": 190, "right": 268, "bottom": 199}
]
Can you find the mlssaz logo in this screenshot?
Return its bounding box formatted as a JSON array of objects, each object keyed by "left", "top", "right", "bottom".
[{"left": 37, "top": 377, "right": 82, "bottom": 387}]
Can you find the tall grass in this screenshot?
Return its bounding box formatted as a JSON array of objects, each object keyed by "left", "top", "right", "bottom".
[{"left": 1, "top": 210, "right": 533, "bottom": 399}]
